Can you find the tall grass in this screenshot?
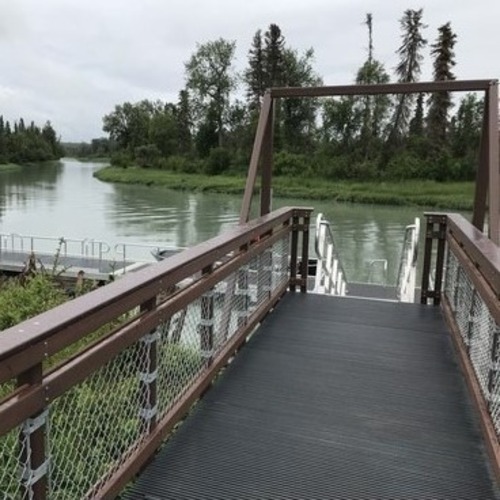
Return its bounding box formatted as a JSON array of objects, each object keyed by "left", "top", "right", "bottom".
[{"left": 94, "top": 166, "right": 474, "bottom": 210}]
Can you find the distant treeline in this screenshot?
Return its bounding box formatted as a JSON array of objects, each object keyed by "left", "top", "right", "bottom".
[
  {"left": 90, "top": 10, "right": 483, "bottom": 182},
  {"left": 0, "top": 116, "right": 63, "bottom": 164},
  {"left": 63, "top": 138, "right": 114, "bottom": 159}
]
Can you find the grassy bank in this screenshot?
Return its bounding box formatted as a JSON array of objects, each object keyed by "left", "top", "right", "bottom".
[
  {"left": 94, "top": 166, "right": 475, "bottom": 210},
  {"left": 0, "top": 163, "right": 22, "bottom": 171}
]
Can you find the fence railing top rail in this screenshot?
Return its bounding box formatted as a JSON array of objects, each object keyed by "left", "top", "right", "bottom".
[{"left": 0, "top": 206, "right": 312, "bottom": 374}]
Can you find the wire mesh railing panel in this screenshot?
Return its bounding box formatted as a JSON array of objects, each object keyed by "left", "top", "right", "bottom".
[
  {"left": 154, "top": 235, "right": 290, "bottom": 421},
  {"left": 444, "top": 247, "right": 500, "bottom": 434},
  {"left": 490, "top": 341, "right": 500, "bottom": 435},
  {"left": 48, "top": 341, "right": 150, "bottom": 499},
  {"left": 156, "top": 301, "right": 205, "bottom": 419},
  {"left": 0, "top": 426, "right": 28, "bottom": 499},
  {"left": 0, "top": 209, "right": 305, "bottom": 498}
]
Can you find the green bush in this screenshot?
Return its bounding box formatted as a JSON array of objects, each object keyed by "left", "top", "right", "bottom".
[
  {"left": 163, "top": 155, "right": 197, "bottom": 173},
  {"left": 0, "top": 274, "right": 67, "bottom": 330},
  {"left": 274, "top": 151, "right": 310, "bottom": 177},
  {"left": 205, "top": 147, "right": 231, "bottom": 175},
  {"left": 134, "top": 144, "right": 161, "bottom": 168},
  {"left": 384, "top": 152, "right": 426, "bottom": 180},
  {"left": 110, "top": 151, "right": 133, "bottom": 168}
]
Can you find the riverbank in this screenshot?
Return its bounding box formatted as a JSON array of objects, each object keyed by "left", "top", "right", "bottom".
[
  {"left": 0, "top": 163, "right": 21, "bottom": 171},
  {"left": 94, "top": 166, "right": 474, "bottom": 210}
]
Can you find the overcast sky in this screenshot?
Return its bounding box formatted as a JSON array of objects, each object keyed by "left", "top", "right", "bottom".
[{"left": 0, "top": 0, "right": 498, "bottom": 142}]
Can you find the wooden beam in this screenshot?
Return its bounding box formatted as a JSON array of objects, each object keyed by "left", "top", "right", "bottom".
[
  {"left": 240, "top": 92, "right": 272, "bottom": 224},
  {"left": 487, "top": 83, "right": 500, "bottom": 244},
  {"left": 260, "top": 98, "right": 274, "bottom": 217},
  {"left": 472, "top": 99, "right": 489, "bottom": 231},
  {"left": 270, "top": 80, "right": 494, "bottom": 98}
]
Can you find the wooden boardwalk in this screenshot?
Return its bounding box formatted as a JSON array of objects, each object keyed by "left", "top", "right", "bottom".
[{"left": 124, "top": 293, "right": 499, "bottom": 499}]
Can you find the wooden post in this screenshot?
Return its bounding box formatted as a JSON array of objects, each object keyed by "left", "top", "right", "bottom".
[
  {"left": 487, "top": 83, "right": 500, "bottom": 244},
  {"left": 472, "top": 99, "right": 489, "bottom": 231}
]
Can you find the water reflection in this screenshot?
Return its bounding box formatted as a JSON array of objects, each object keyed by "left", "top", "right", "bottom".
[
  {"left": 0, "top": 162, "right": 63, "bottom": 218},
  {"left": 106, "top": 183, "right": 240, "bottom": 247},
  {"left": 0, "top": 159, "right": 443, "bottom": 283},
  {"left": 273, "top": 198, "right": 426, "bottom": 284}
]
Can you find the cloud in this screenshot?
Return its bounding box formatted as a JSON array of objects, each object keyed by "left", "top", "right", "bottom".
[{"left": 0, "top": 0, "right": 498, "bottom": 141}]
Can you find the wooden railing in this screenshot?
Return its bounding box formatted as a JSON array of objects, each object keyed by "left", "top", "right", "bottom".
[
  {"left": 421, "top": 212, "right": 500, "bottom": 478},
  {"left": 0, "top": 207, "right": 312, "bottom": 499}
]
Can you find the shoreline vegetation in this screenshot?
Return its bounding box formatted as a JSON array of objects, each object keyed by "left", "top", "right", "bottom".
[
  {"left": 79, "top": 17, "right": 479, "bottom": 213},
  {"left": 93, "top": 166, "right": 474, "bottom": 210},
  {"left": 0, "top": 163, "right": 21, "bottom": 171}
]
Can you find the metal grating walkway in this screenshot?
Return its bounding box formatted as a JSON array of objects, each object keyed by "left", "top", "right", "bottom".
[{"left": 123, "top": 293, "right": 499, "bottom": 499}]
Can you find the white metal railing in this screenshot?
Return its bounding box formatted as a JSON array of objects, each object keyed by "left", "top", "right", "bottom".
[
  {"left": 313, "top": 213, "right": 348, "bottom": 296},
  {"left": 0, "top": 233, "right": 111, "bottom": 261},
  {"left": 396, "top": 217, "right": 420, "bottom": 302},
  {"left": 0, "top": 233, "right": 180, "bottom": 273}
]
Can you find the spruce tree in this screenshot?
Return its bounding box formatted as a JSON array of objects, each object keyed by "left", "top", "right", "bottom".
[
  {"left": 244, "top": 30, "right": 266, "bottom": 110},
  {"left": 263, "top": 24, "right": 286, "bottom": 88},
  {"left": 176, "top": 89, "right": 193, "bottom": 154},
  {"left": 409, "top": 93, "right": 424, "bottom": 137},
  {"left": 356, "top": 13, "right": 390, "bottom": 158},
  {"left": 426, "top": 22, "right": 457, "bottom": 145},
  {"left": 387, "top": 9, "right": 427, "bottom": 146}
]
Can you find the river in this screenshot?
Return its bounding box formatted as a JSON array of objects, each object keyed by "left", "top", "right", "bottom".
[{"left": 0, "top": 159, "right": 433, "bottom": 284}]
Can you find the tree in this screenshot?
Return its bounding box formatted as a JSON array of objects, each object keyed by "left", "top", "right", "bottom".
[
  {"left": 355, "top": 14, "right": 391, "bottom": 157},
  {"left": 386, "top": 9, "right": 427, "bottom": 146},
  {"left": 321, "top": 97, "right": 362, "bottom": 154},
  {"left": 244, "top": 30, "right": 266, "bottom": 110},
  {"left": 42, "top": 121, "right": 62, "bottom": 157},
  {"left": 149, "top": 104, "right": 179, "bottom": 157},
  {"left": 281, "top": 47, "right": 322, "bottom": 152},
  {"left": 185, "top": 38, "right": 237, "bottom": 148},
  {"left": 426, "top": 22, "right": 457, "bottom": 145},
  {"left": 103, "top": 101, "right": 149, "bottom": 151},
  {"left": 176, "top": 90, "right": 193, "bottom": 154},
  {"left": 195, "top": 104, "right": 219, "bottom": 158},
  {"left": 0, "top": 116, "right": 62, "bottom": 164},
  {"left": 450, "top": 93, "right": 483, "bottom": 161},
  {"left": 263, "top": 24, "right": 286, "bottom": 88}
]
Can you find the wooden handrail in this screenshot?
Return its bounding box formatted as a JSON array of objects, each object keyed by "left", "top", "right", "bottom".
[{"left": 0, "top": 207, "right": 309, "bottom": 383}]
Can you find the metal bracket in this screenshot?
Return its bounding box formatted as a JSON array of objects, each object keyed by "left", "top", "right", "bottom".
[
  {"left": 139, "top": 405, "right": 158, "bottom": 421},
  {"left": 201, "top": 348, "right": 214, "bottom": 359},
  {"left": 22, "top": 408, "right": 49, "bottom": 436},
  {"left": 199, "top": 318, "right": 214, "bottom": 327},
  {"left": 21, "top": 457, "right": 50, "bottom": 486},
  {"left": 140, "top": 331, "right": 161, "bottom": 345},
  {"left": 138, "top": 369, "right": 158, "bottom": 384}
]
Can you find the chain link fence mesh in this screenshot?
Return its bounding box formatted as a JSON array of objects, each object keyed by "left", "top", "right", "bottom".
[
  {"left": 48, "top": 339, "right": 150, "bottom": 499},
  {"left": 0, "top": 425, "right": 28, "bottom": 499},
  {"left": 0, "top": 234, "right": 291, "bottom": 497},
  {"left": 444, "top": 247, "right": 500, "bottom": 435}
]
